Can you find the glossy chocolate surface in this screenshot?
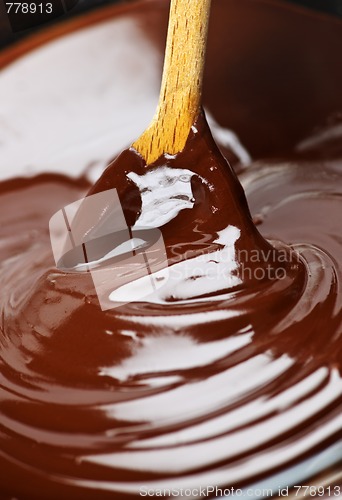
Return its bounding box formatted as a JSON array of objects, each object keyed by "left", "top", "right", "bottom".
[{"left": 0, "top": 1, "right": 341, "bottom": 498}]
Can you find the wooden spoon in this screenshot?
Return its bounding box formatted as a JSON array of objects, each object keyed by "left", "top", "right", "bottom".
[
  {"left": 70, "top": 0, "right": 213, "bottom": 265},
  {"left": 132, "top": 0, "right": 212, "bottom": 165}
]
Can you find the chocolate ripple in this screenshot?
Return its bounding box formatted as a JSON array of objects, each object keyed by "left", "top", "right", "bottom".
[{"left": 0, "top": 115, "right": 341, "bottom": 499}]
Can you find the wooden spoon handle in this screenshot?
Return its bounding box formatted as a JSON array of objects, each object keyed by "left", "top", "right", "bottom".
[{"left": 133, "top": 0, "right": 212, "bottom": 164}]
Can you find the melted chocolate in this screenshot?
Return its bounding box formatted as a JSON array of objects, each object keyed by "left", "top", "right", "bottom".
[
  {"left": 0, "top": 1, "right": 342, "bottom": 499},
  {"left": 0, "top": 110, "right": 341, "bottom": 498}
]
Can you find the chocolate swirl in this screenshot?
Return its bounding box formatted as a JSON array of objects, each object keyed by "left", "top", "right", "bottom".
[{"left": 0, "top": 113, "right": 341, "bottom": 499}]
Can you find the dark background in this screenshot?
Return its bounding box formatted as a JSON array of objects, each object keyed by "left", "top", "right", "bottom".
[
  {"left": 0, "top": 0, "right": 341, "bottom": 49},
  {"left": 287, "top": 0, "right": 342, "bottom": 15}
]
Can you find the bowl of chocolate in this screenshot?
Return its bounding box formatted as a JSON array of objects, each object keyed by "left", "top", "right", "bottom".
[{"left": 0, "top": 0, "right": 341, "bottom": 499}]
